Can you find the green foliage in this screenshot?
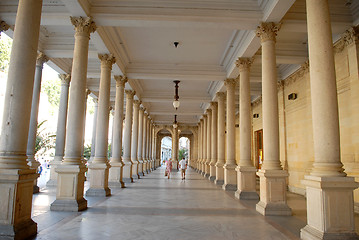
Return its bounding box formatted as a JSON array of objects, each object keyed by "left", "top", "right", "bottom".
[
  {"left": 41, "top": 76, "right": 61, "bottom": 115},
  {"left": 83, "top": 144, "right": 91, "bottom": 160},
  {"left": 0, "top": 34, "right": 12, "bottom": 73},
  {"left": 35, "top": 120, "right": 56, "bottom": 157},
  {"left": 107, "top": 143, "right": 112, "bottom": 158},
  {"left": 179, "top": 148, "right": 188, "bottom": 160}
]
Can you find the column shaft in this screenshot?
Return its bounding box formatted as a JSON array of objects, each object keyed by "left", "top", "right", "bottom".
[
  {"left": 122, "top": 90, "right": 135, "bottom": 183},
  {"left": 109, "top": 76, "right": 126, "bottom": 187},
  {"left": 215, "top": 92, "right": 226, "bottom": 185},
  {"left": 0, "top": 1, "right": 42, "bottom": 238},
  {"left": 131, "top": 100, "right": 140, "bottom": 179},
  {"left": 47, "top": 74, "right": 70, "bottom": 186},
  {"left": 300, "top": 1, "right": 358, "bottom": 238},
  {"left": 205, "top": 109, "right": 212, "bottom": 177},
  {"left": 89, "top": 99, "right": 98, "bottom": 161},
  {"left": 137, "top": 107, "right": 144, "bottom": 176},
  {"left": 142, "top": 113, "right": 148, "bottom": 173},
  {"left": 209, "top": 102, "right": 218, "bottom": 181},
  {"left": 223, "top": 79, "right": 237, "bottom": 191}
]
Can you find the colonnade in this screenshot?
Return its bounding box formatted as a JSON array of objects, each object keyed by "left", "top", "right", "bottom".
[
  {"left": 192, "top": 1, "right": 358, "bottom": 239},
  {"left": 0, "top": 3, "right": 158, "bottom": 238},
  {"left": 0, "top": 0, "right": 358, "bottom": 239}
]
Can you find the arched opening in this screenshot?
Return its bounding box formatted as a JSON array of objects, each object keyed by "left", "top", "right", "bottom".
[
  {"left": 161, "top": 136, "right": 172, "bottom": 163},
  {"left": 179, "top": 136, "right": 190, "bottom": 161}
]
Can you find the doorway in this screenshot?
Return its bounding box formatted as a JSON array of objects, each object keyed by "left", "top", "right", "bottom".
[{"left": 255, "top": 129, "right": 263, "bottom": 169}]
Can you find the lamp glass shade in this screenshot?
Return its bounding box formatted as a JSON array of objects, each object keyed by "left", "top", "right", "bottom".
[
  {"left": 173, "top": 123, "right": 178, "bottom": 129},
  {"left": 173, "top": 100, "right": 180, "bottom": 109}
]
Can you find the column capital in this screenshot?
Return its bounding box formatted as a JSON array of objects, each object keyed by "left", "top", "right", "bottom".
[
  {"left": 256, "top": 22, "right": 281, "bottom": 43},
  {"left": 236, "top": 58, "right": 253, "bottom": 72},
  {"left": 59, "top": 74, "right": 71, "bottom": 85},
  {"left": 0, "top": 20, "right": 10, "bottom": 33},
  {"left": 216, "top": 91, "right": 226, "bottom": 101},
  {"left": 114, "top": 75, "right": 127, "bottom": 87},
  {"left": 86, "top": 88, "right": 91, "bottom": 96},
  {"left": 343, "top": 26, "right": 359, "bottom": 46},
  {"left": 205, "top": 108, "right": 212, "bottom": 115},
  {"left": 210, "top": 101, "right": 218, "bottom": 109},
  {"left": 70, "top": 16, "right": 96, "bottom": 37},
  {"left": 224, "top": 78, "right": 237, "bottom": 88},
  {"left": 36, "top": 52, "right": 49, "bottom": 67},
  {"left": 125, "top": 89, "right": 135, "bottom": 98},
  {"left": 98, "top": 53, "right": 116, "bottom": 69},
  {"left": 133, "top": 99, "right": 141, "bottom": 106}
]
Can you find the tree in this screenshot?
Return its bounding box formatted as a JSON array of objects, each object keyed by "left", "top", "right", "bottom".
[
  {"left": 179, "top": 148, "right": 188, "bottom": 160},
  {"left": 0, "top": 34, "right": 12, "bottom": 73},
  {"left": 41, "top": 76, "right": 61, "bottom": 115},
  {"left": 83, "top": 144, "right": 91, "bottom": 160},
  {"left": 35, "top": 120, "right": 56, "bottom": 157}
]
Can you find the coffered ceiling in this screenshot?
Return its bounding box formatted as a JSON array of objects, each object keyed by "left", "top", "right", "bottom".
[{"left": 0, "top": 0, "right": 358, "bottom": 126}]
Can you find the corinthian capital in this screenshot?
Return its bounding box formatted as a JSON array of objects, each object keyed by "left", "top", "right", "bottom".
[
  {"left": 36, "top": 52, "right": 49, "bottom": 66},
  {"left": 70, "top": 16, "right": 96, "bottom": 36},
  {"left": 216, "top": 91, "right": 226, "bottom": 101},
  {"left": 125, "top": 89, "right": 136, "bottom": 98},
  {"left": 98, "top": 53, "right": 116, "bottom": 69},
  {"left": 343, "top": 26, "right": 359, "bottom": 46},
  {"left": 0, "top": 20, "right": 10, "bottom": 33},
  {"left": 114, "top": 75, "right": 127, "bottom": 87},
  {"left": 256, "top": 22, "right": 281, "bottom": 43},
  {"left": 59, "top": 74, "right": 71, "bottom": 85},
  {"left": 224, "top": 78, "right": 237, "bottom": 88},
  {"left": 236, "top": 58, "right": 253, "bottom": 72}
]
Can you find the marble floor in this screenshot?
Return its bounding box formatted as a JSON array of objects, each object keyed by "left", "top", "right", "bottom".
[{"left": 30, "top": 166, "right": 356, "bottom": 240}]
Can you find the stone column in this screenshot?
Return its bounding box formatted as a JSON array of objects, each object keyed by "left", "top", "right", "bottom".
[
  {"left": 0, "top": 1, "right": 42, "bottom": 238},
  {"left": 201, "top": 115, "right": 207, "bottom": 175},
  {"left": 172, "top": 126, "right": 179, "bottom": 168},
  {"left": 255, "top": 22, "right": 291, "bottom": 216},
  {"left": 215, "top": 92, "right": 226, "bottom": 185},
  {"left": 86, "top": 54, "right": 115, "bottom": 197},
  {"left": 50, "top": 17, "right": 96, "bottom": 212},
  {"left": 196, "top": 122, "right": 201, "bottom": 172},
  {"left": 205, "top": 109, "right": 212, "bottom": 178},
  {"left": 223, "top": 79, "right": 237, "bottom": 191},
  {"left": 137, "top": 106, "right": 144, "bottom": 176},
  {"left": 47, "top": 74, "right": 71, "bottom": 187},
  {"left": 89, "top": 98, "right": 99, "bottom": 162},
  {"left": 209, "top": 102, "right": 218, "bottom": 181},
  {"left": 131, "top": 100, "right": 140, "bottom": 180},
  {"left": 152, "top": 125, "right": 157, "bottom": 169},
  {"left": 235, "top": 58, "right": 259, "bottom": 200},
  {"left": 142, "top": 112, "right": 148, "bottom": 173},
  {"left": 300, "top": 1, "right": 358, "bottom": 238},
  {"left": 109, "top": 76, "right": 127, "bottom": 187},
  {"left": 146, "top": 116, "right": 152, "bottom": 172},
  {"left": 122, "top": 90, "right": 135, "bottom": 183},
  {"left": 26, "top": 52, "right": 49, "bottom": 193}
]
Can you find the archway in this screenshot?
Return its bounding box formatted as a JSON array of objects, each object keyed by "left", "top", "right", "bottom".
[
  {"left": 179, "top": 136, "right": 190, "bottom": 161},
  {"left": 161, "top": 136, "right": 172, "bottom": 163}
]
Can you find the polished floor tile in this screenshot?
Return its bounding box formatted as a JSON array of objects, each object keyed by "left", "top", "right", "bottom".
[{"left": 30, "top": 167, "right": 324, "bottom": 240}]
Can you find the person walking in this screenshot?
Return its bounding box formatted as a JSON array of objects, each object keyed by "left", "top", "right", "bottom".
[
  {"left": 165, "top": 159, "right": 173, "bottom": 179},
  {"left": 179, "top": 158, "right": 187, "bottom": 180}
]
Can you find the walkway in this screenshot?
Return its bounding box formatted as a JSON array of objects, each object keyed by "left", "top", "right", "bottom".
[{"left": 32, "top": 167, "right": 308, "bottom": 240}]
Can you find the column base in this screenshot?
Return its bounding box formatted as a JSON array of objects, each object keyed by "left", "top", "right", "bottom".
[
  {"left": 0, "top": 169, "right": 38, "bottom": 240},
  {"left": 222, "top": 163, "right": 237, "bottom": 191},
  {"left": 132, "top": 161, "right": 139, "bottom": 180},
  {"left": 256, "top": 169, "right": 292, "bottom": 216},
  {"left": 122, "top": 160, "right": 133, "bottom": 183},
  {"left": 138, "top": 161, "right": 144, "bottom": 176},
  {"left": 50, "top": 163, "right": 87, "bottom": 212},
  {"left": 86, "top": 162, "right": 111, "bottom": 197},
  {"left": 215, "top": 179, "right": 224, "bottom": 186},
  {"left": 209, "top": 163, "right": 216, "bottom": 182},
  {"left": 33, "top": 184, "right": 39, "bottom": 194},
  {"left": 108, "top": 161, "right": 125, "bottom": 188},
  {"left": 215, "top": 162, "right": 225, "bottom": 185},
  {"left": 235, "top": 166, "right": 259, "bottom": 200},
  {"left": 46, "top": 157, "right": 62, "bottom": 187},
  {"left": 300, "top": 175, "right": 359, "bottom": 240}
]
